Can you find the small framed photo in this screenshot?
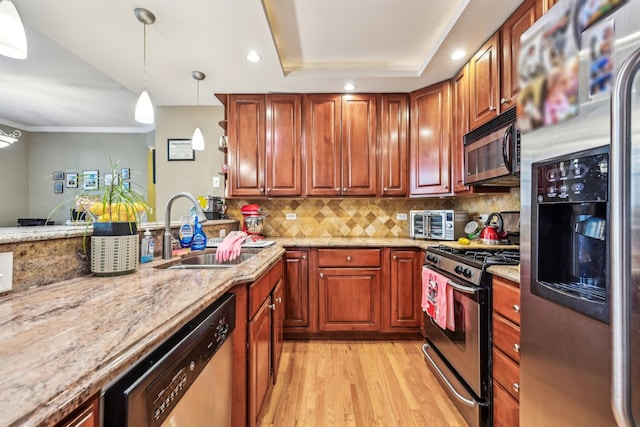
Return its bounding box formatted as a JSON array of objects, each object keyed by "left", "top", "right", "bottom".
[
  {"left": 82, "top": 170, "right": 99, "bottom": 191},
  {"left": 53, "top": 171, "right": 65, "bottom": 181},
  {"left": 123, "top": 181, "right": 130, "bottom": 191},
  {"left": 54, "top": 182, "right": 63, "bottom": 194},
  {"left": 121, "top": 168, "right": 130, "bottom": 180},
  {"left": 104, "top": 173, "right": 119, "bottom": 186},
  {"left": 168, "top": 138, "right": 195, "bottom": 161},
  {"left": 66, "top": 172, "right": 78, "bottom": 188}
]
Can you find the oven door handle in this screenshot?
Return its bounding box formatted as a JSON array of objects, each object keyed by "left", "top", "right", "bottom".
[
  {"left": 446, "top": 280, "right": 479, "bottom": 295},
  {"left": 421, "top": 343, "right": 478, "bottom": 408}
]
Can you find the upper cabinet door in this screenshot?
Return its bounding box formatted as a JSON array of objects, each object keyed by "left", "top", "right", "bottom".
[
  {"left": 451, "top": 65, "right": 471, "bottom": 194},
  {"left": 228, "top": 94, "right": 266, "bottom": 197},
  {"left": 304, "top": 94, "right": 342, "bottom": 197},
  {"left": 410, "top": 82, "right": 452, "bottom": 196},
  {"left": 469, "top": 33, "right": 501, "bottom": 130},
  {"left": 265, "top": 94, "right": 303, "bottom": 197},
  {"left": 379, "top": 94, "right": 408, "bottom": 197},
  {"left": 501, "top": 0, "right": 542, "bottom": 107},
  {"left": 341, "top": 94, "right": 377, "bottom": 196}
]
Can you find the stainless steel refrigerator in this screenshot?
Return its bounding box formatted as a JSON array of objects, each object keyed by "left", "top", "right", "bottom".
[{"left": 520, "top": 0, "right": 640, "bottom": 425}]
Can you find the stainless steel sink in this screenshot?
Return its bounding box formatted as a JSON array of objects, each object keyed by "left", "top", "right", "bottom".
[{"left": 165, "top": 249, "right": 259, "bottom": 269}]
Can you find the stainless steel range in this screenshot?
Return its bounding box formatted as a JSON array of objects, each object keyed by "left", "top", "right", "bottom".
[{"left": 421, "top": 244, "right": 519, "bottom": 427}]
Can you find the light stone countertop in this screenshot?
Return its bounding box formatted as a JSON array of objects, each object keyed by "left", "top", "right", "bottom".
[
  {"left": 0, "top": 236, "right": 438, "bottom": 427},
  {"left": 487, "top": 264, "right": 521, "bottom": 283}
]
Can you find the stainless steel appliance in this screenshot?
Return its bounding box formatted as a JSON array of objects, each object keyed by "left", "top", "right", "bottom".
[
  {"left": 409, "top": 209, "right": 468, "bottom": 240},
  {"left": 421, "top": 244, "right": 519, "bottom": 427},
  {"left": 520, "top": 1, "right": 640, "bottom": 425},
  {"left": 464, "top": 107, "right": 520, "bottom": 186},
  {"left": 102, "top": 293, "right": 236, "bottom": 427}
]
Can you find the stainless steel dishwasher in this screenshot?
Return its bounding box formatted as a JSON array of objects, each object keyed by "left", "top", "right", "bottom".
[{"left": 102, "top": 293, "right": 235, "bottom": 427}]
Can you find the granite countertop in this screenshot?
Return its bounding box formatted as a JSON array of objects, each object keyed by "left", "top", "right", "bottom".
[
  {"left": 487, "top": 264, "right": 521, "bottom": 283},
  {"left": 0, "top": 235, "right": 438, "bottom": 426}
]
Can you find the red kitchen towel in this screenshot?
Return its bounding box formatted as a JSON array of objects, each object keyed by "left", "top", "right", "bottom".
[
  {"left": 446, "top": 285, "right": 456, "bottom": 331},
  {"left": 421, "top": 267, "right": 448, "bottom": 329},
  {"left": 421, "top": 267, "right": 435, "bottom": 317}
]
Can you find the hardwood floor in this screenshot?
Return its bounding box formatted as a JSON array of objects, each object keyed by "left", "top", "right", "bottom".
[{"left": 259, "top": 340, "right": 468, "bottom": 427}]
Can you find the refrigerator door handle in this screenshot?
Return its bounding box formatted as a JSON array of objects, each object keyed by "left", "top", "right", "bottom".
[{"left": 610, "top": 45, "right": 640, "bottom": 427}]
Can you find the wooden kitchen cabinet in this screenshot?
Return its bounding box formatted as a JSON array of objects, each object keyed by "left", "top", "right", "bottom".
[
  {"left": 283, "top": 249, "right": 310, "bottom": 331},
  {"left": 501, "top": 0, "right": 542, "bottom": 107},
  {"left": 492, "top": 275, "right": 521, "bottom": 427},
  {"left": 379, "top": 94, "right": 409, "bottom": 196},
  {"left": 469, "top": 32, "right": 501, "bottom": 129},
  {"left": 409, "top": 82, "right": 452, "bottom": 196},
  {"left": 451, "top": 64, "right": 471, "bottom": 194},
  {"left": 271, "top": 278, "right": 284, "bottom": 384},
  {"left": 317, "top": 248, "right": 381, "bottom": 331},
  {"left": 304, "top": 94, "right": 377, "bottom": 196},
  {"left": 385, "top": 248, "right": 422, "bottom": 331},
  {"left": 55, "top": 395, "right": 99, "bottom": 427},
  {"left": 541, "top": 0, "right": 560, "bottom": 13}
]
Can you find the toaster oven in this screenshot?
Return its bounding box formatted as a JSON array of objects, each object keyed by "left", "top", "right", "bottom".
[{"left": 409, "top": 210, "right": 468, "bottom": 240}]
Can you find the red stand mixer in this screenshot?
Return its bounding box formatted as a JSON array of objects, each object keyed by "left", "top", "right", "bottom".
[{"left": 240, "top": 204, "right": 267, "bottom": 240}]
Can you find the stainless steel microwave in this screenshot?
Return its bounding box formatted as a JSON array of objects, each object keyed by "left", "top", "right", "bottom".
[
  {"left": 409, "top": 210, "right": 468, "bottom": 240},
  {"left": 464, "top": 107, "right": 520, "bottom": 186}
]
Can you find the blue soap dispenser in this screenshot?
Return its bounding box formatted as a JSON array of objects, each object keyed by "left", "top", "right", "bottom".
[{"left": 190, "top": 216, "right": 207, "bottom": 251}]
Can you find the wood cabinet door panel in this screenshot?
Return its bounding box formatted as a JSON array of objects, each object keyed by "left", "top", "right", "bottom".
[
  {"left": 304, "top": 94, "right": 342, "bottom": 196},
  {"left": 284, "top": 250, "right": 309, "bottom": 328},
  {"left": 379, "top": 94, "right": 408, "bottom": 196},
  {"left": 493, "top": 313, "right": 521, "bottom": 363},
  {"left": 266, "top": 94, "right": 302, "bottom": 196},
  {"left": 493, "top": 381, "right": 520, "bottom": 427},
  {"left": 272, "top": 279, "right": 284, "bottom": 384},
  {"left": 469, "top": 33, "right": 500, "bottom": 129},
  {"left": 493, "top": 347, "right": 520, "bottom": 402},
  {"left": 228, "top": 95, "right": 265, "bottom": 197},
  {"left": 57, "top": 396, "right": 99, "bottom": 427},
  {"left": 409, "top": 82, "right": 452, "bottom": 195},
  {"left": 501, "top": 0, "right": 541, "bottom": 106},
  {"left": 249, "top": 298, "right": 272, "bottom": 427},
  {"left": 318, "top": 268, "right": 381, "bottom": 331},
  {"left": 452, "top": 65, "right": 471, "bottom": 194},
  {"left": 389, "top": 250, "right": 422, "bottom": 328},
  {"left": 493, "top": 277, "right": 521, "bottom": 325},
  {"left": 341, "top": 94, "right": 377, "bottom": 196}
]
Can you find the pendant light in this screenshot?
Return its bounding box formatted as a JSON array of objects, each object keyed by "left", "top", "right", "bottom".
[
  {"left": 0, "top": 0, "right": 27, "bottom": 59},
  {"left": 191, "top": 71, "right": 206, "bottom": 150},
  {"left": 134, "top": 8, "right": 155, "bottom": 124}
]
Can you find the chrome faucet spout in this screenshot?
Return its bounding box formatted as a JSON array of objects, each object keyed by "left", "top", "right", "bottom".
[{"left": 163, "top": 192, "right": 207, "bottom": 259}]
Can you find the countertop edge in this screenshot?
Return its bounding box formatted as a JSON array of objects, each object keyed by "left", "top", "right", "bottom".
[{"left": 487, "top": 265, "right": 521, "bottom": 283}]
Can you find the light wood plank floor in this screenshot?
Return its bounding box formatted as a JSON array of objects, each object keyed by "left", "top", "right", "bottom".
[{"left": 259, "top": 340, "right": 468, "bottom": 427}]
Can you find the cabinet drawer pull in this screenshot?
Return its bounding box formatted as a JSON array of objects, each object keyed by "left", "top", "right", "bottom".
[
  {"left": 513, "top": 304, "right": 520, "bottom": 313},
  {"left": 513, "top": 343, "right": 520, "bottom": 353},
  {"left": 320, "top": 273, "right": 324, "bottom": 278},
  {"left": 276, "top": 297, "right": 282, "bottom": 304},
  {"left": 513, "top": 383, "right": 520, "bottom": 393},
  {"left": 268, "top": 303, "right": 276, "bottom": 311},
  {"left": 346, "top": 256, "right": 352, "bottom": 262}
]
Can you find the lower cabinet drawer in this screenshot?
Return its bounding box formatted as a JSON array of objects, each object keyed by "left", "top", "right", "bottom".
[
  {"left": 317, "top": 249, "right": 381, "bottom": 267},
  {"left": 493, "top": 313, "right": 521, "bottom": 363},
  {"left": 493, "top": 381, "right": 519, "bottom": 427},
  {"left": 493, "top": 347, "right": 520, "bottom": 402}
]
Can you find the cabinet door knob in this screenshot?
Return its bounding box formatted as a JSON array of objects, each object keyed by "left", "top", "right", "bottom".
[
  {"left": 346, "top": 256, "right": 352, "bottom": 262},
  {"left": 393, "top": 255, "right": 397, "bottom": 260},
  {"left": 268, "top": 303, "right": 276, "bottom": 311},
  {"left": 384, "top": 187, "right": 388, "bottom": 192},
  {"left": 513, "top": 343, "right": 520, "bottom": 353},
  {"left": 320, "top": 273, "right": 324, "bottom": 278},
  {"left": 302, "top": 255, "right": 307, "bottom": 260},
  {"left": 489, "top": 105, "right": 497, "bottom": 111},
  {"left": 513, "top": 383, "right": 520, "bottom": 393},
  {"left": 500, "top": 97, "right": 510, "bottom": 105},
  {"left": 335, "top": 187, "right": 340, "bottom": 192},
  {"left": 343, "top": 187, "right": 347, "bottom": 192},
  {"left": 276, "top": 297, "right": 282, "bottom": 304},
  {"left": 513, "top": 304, "right": 521, "bottom": 313},
  {"left": 260, "top": 187, "right": 265, "bottom": 193}
]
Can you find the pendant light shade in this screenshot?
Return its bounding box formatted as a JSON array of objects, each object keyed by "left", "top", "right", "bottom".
[
  {"left": 134, "top": 8, "right": 155, "bottom": 124},
  {"left": 0, "top": 0, "right": 27, "bottom": 59},
  {"left": 191, "top": 70, "right": 206, "bottom": 150}
]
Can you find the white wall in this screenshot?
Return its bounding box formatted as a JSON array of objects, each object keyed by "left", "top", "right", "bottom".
[
  {"left": 154, "top": 105, "right": 225, "bottom": 221},
  {"left": 0, "top": 126, "right": 29, "bottom": 227}
]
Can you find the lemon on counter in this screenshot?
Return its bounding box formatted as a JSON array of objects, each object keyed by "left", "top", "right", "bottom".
[{"left": 458, "top": 237, "right": 471, "bottom": 245}]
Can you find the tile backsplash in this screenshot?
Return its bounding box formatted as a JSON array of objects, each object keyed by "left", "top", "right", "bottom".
[{"left": 225, "top": 188, "right": 520, "bottom": 238}]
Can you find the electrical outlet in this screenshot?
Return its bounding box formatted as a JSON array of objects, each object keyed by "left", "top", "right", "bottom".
[
  {"left": 396, "top": 213, "right": 408, "bottom": 220},
  {"left": 285, "top": 213, "right": 297, "bottom": 220},
  {"left": 0, "top": 252, "right": 13, "bottom": 293},
  {"left": 213, "top": 177, "right": 221, "bottom": 188}
]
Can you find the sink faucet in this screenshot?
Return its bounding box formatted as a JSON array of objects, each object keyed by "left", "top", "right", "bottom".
[{"left": 163, "top": 192, "right": 208, "bottom": 259}]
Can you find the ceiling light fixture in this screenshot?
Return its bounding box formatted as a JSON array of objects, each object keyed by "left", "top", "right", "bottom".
[
  {"left": 134, "top": 8, "right": 155, "bottom": 124},
  {"left": 247, "top": 51, "right": 262, "bottom": 62},
  {"left": 451, "top": 49, "right": 466, "bottom": 60},
  {"left": 191, "top": 70, "right": 206, "bottom": 151},
  {"left": 0, "top": 0, "right": 27, "bottom": 59},
  {"left": 0, "top": 128, "right": 21, "bottom": 148},
  {"left": 344, "top": 83, "right": 356, "bottom": 91}
]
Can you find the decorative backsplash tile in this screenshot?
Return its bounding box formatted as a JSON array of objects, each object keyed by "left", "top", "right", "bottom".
[{"left": 225, "top": 188, "right": 520, "bottom": 238}]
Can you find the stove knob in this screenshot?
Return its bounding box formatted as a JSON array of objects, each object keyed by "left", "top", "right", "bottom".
[
  {"left": 463, "top": 268, "right": 473, "bottom": 278},
  {"left": 426, "top": 254, "right": 433, "bottom": 262},
  {"left": 454, "top": 265, "right": 463, "bottom": 274},
  {"left": 426, "top": 254, "right": 438, "bottom": 263}
]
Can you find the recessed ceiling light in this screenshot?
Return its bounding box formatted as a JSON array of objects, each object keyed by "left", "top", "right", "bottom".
[
  {"left": 344, "top": 83, "right": 356, "bottom": 91},
  {"left": 247, "top": 51, "right": 262, "bottom": 62},
  {"left": 451, "top": 50, "right": 466, "bottom": 60}
]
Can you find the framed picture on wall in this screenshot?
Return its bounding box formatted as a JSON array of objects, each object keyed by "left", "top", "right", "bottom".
[
  {"left": 121, "top": 168, "right": 130, "bottom": 180},
  {"left": 54, "top": 182, "right": 63, "bottom": 194},
  {"left": 82, "top": 170, "right": 99, "bottom": 190},
  {"left": 66, "top": 172, "right": 78, "bottom": 188},
  {"left": 53, "top": 171, "right": 65, "bottom": 181},
  {"left": 168, "top": 139, "right": 195, "bottom": 161}
]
